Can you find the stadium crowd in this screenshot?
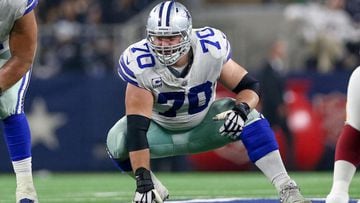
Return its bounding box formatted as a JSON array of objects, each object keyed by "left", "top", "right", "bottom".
[
  {"left": 37, "top": 0, "right": 155, "bottom": 24},
  {"left": 285, "top": 0, "right": 360, "bottom": 73},
  {"left": 33, "top": 0, "right": 156, "bottom": 78}
]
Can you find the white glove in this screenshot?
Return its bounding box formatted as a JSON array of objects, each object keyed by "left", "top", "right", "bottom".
[
  {"left": 214, "top": 102, "right": 250, "bottom": 140},
  {"left": 133, "top": 167, "right": 164, "bottom": 203},
  {"left": 133, "top": 189, "right": 163, "bottom": 203}
]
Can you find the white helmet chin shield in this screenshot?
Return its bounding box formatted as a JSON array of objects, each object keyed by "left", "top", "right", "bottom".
[{"left": 146, "top": 1, "right": 192, "bottom": 66}]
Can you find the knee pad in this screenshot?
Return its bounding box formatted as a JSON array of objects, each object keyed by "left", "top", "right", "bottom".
[
  {"left": 3, "top": 113, "right": 32, "bottom": 161},
  {"left": 241, "top": 119, "right": 279, "bottom": 163}
]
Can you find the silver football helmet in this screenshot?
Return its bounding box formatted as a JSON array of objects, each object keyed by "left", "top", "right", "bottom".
[{"left": 146, "top": 1, "right": 192, "bottom": 66}]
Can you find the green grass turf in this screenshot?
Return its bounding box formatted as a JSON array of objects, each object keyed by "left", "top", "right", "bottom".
[{"left": 0, "top": 172, "right": 359, "bottom": 202}]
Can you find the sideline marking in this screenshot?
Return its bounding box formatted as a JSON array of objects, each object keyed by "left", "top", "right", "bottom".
[{"left": 168, "top": 198, "right": 359, "bottom": 203}]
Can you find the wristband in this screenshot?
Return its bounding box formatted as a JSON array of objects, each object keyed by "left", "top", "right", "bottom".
[{"left": 232, "top": 102, "right": 250, "bottom": 121}]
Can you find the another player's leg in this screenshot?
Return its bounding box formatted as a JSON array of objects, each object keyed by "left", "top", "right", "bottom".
[
  {"left": 241, "top": 118, "right": 311, "bottom": 203},
  {"left": 326, "top": 124, "right": 360, "bottom": 203},
  {"left": 327, "top": 67, "right": 360, "bottom": 203},
  {"left": 3, "top": 113, "right": 38, "bottom": 203}
]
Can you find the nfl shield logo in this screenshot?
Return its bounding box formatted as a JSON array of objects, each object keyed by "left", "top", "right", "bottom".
[{"left": 152, "top": 77, "right": 162, "bottom": 88}]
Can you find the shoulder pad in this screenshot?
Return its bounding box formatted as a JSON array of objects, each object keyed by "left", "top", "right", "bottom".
[
  {"left": 117, "top": 40, "right": 156, "bottom": 87},
  {"left": 23, "top": 0, "right": 38, "bottom": 15},
  {"left": 192, "top": 27, "right": 231, "bottom": 63},
  {"left": 8, "top": 0, "right": 37, "bottom": 18}
]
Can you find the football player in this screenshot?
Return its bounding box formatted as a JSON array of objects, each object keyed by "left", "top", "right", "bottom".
[
  {"left": 106, "top": 1, "right": 311, "bottom": 202},
  {"left": 0, "top": 0, "right": 39, "bottom": 202},
  {"left": 326, "top": 66, "right": 360, "bottom": 203}
]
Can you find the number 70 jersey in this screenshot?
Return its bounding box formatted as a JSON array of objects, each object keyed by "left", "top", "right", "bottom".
[{"left": 117, "top": 27, "right": 232, "bottom": 131}]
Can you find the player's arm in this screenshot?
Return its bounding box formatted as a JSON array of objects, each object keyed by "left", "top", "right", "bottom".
[
  {"left": 125, "top": 83, "right": 154, "bottom": 172},
  {"left": 125, "top": 83, "right": 164, "bottom": 202},
  {"left": 216, "top": 59, "right": 260, "bottom": 139},
  {"left": 219, "top": 59, "right": 260, "bottom": 108},
  {"left": 0, "top": 10, "right": 37, "bottom": 94}
]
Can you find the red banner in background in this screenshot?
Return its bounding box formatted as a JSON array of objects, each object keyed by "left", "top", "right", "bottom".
[{"left": 286, "top": 79, "right": 326, "bottom": 170}]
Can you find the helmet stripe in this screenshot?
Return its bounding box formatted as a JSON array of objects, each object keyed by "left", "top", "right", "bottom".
[
  {"left": 165, "top": 1, "right": 175, "bottom": 26},
  {"left": 160, "top": 1, "right": 171, "bottom": 27},
  {"left": 158, "top": 2, "right": 165, "bottom": 26}
]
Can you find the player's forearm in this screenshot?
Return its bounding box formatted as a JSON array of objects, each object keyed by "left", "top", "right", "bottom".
[
  {"left": 0, "top": 56, "right": 33, "bottom": 91},
  {"left": 126, "top": 114, "right": 152, "bottom": 173},
  {"left": 129, "top": 149, "right": 151, "bottom": 173},
  {"left": 235, "top": 89, "right": 259, "bottom": 110}
]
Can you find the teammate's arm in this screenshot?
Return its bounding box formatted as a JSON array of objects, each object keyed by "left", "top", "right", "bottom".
[
  {"left": 125, "top": 83, "right": 154, "bottom": 172},
  {"left": 0, "top": 10, "right": 37, "bottom": 93}
]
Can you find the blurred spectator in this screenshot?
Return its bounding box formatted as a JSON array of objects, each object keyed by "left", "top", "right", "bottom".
[
  {"left": 37, "top": 0, "right": 155, "bottom": 25},
  {"left": 34, "top": 0, "right": 156, "bottom": 78},
  {"left": 285, "top": 0, "right": 360, "bottom": 73},
  {"left": 258, "top": 40, "right": 295, "bottom": 168},
  {"left": 100, "top": 0, "right": 155, "bottom": 23},
  {"left": 345, "top": 0, "right": 360, "bottom": 23},
  {"left": 344, "top": 0, "right": 360, "bottom": 69}
]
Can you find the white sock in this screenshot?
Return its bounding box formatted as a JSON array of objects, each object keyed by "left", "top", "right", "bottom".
[
  {"left": 13, "top": 157, "right": 33, "bottom": 183},
  {"left": 255, "top": 150, "right": 291, "bottom": 192},
  {"left": 329, "top": 160, "right": 356, "bottom": 195}
]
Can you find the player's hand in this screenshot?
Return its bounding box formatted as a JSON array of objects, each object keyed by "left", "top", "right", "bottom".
[
  {"left": 133, "top": 189, "right": 163, "bottom": 203},
  {"left": 214, "top": 102, "right": 250, "bottom": 140},
  {"left": 133, "top": 167, "right": 163, "bottom": 203}
]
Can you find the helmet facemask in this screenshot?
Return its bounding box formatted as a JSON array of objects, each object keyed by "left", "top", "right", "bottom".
[
  {"left": 146, "top": 1, "right": 192, "bottom": 66},
  {"left": 147, "top": 31, "right": 191, "bottom": 66}
]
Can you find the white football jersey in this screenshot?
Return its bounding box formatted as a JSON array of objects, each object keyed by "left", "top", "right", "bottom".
[
  {"left": 118, "top": 27, "right": 232, "bottom": 130},
  {"left": 0, "top": 0, "right": 37, "bottom": 55},
  {"left": 346, "top": 66, "right": 360, "bottom": 131}
]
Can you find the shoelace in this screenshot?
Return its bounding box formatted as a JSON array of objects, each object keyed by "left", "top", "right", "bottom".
[{"left": 280, "top": 184, "right": 300, "bottom": 202}]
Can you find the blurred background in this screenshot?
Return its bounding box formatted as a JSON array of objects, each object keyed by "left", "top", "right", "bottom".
[{"left": 0, "top": 0, "right": 359, "bottom": 172}]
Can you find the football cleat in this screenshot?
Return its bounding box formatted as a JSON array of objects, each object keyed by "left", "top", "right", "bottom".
[
  {"left": 19, "top": 198, "right": 35, "bottom": 203},
  {"left": 151, "top": 172, "right": 169, "bottom": 201},
  {"left": 16, "top": 180, "right": 38, "bottom": 203},
  {"left": 325, "top": 192, "right": 349, "bottom": 203},
  {"left": 279, "top": 180, "right": 311, "bottom": 203}
]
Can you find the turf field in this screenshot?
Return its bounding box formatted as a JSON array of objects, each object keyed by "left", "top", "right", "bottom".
[{"left": 0, "top": 172, "right": 359, "bottom": 203}]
